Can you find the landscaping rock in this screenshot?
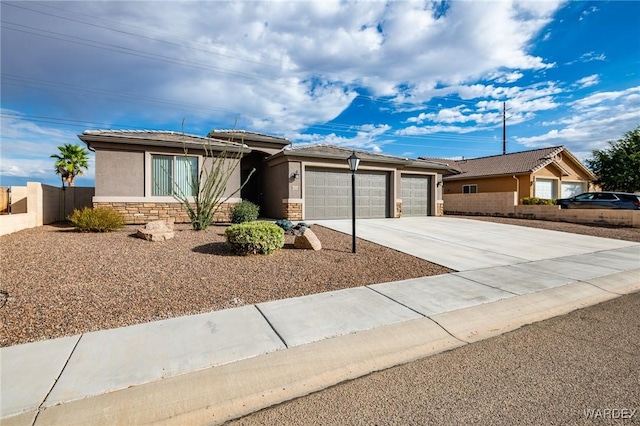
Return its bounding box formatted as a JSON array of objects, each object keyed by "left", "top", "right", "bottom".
[
  {"left": 136, "top": 220, "right": 175, "bottom": 242},
  {"left": 294, "top": 227, "right": 322, "bottom": 251}
]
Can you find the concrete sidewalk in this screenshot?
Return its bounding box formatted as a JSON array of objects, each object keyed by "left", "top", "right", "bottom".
[{"left": 2, "top": 218, "right": 639, "bottom": 425}]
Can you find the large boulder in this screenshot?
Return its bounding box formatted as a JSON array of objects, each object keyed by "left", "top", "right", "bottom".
[
  {"left": 136, "top": 220, "right": 175, "bottom": 242},
  {"left": 294, "top": 227, "right": 322, "bottom": 251}
]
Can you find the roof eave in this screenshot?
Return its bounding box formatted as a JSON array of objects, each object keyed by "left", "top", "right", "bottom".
[{"left": 78, "top": 134, "right": 251, "bottom": 154}]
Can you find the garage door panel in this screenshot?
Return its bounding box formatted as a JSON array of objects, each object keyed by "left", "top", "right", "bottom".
[
  {"left": 305, "top": 169, "right": 389, "bottom": 219},
  {"left": 401, "top": 175, "right": 430, "bottom": 217}
]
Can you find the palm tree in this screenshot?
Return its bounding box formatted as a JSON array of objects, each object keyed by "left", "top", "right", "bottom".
[{"left": 51, "top": 144, "right": 90, "bottom": 187}]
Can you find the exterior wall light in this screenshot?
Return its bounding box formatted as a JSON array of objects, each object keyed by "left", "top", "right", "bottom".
[{"left": 291, "top": 171, "right": 300, "bottom": 180}]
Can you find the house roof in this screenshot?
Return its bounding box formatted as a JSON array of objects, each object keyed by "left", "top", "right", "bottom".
[
  {"left": 418, "top": 157, "right": 464, "bottom": 173},
  {"left": 79, "top": 130, "right": 250, "bottom": 153},
  {"left": 207, "top": 130, "right": 291, "bottom": 147},
  {"left": 437, "top": 146, "right": 596, "bottom": 181},
  {"left": 269, "top": 144, "right": 459, "bottom": 172}
]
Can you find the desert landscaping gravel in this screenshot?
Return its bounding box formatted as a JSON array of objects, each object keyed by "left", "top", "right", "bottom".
[
  {"left": 0, "top": 223, "right": 451, "bottom": 347},
  {"left": 1, "top": 217, "right": 638, "bottom": 348}
]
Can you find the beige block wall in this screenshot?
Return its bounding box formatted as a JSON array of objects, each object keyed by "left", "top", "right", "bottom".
[
  {"left": 444, "top": 192, "right": 518, "bottom": 216},
  {"left": 9, "top": 186, "right": 28, "bottom": 213},
  {"left": 515, "top": 206, "right": 640, "bottom": 228},
  {"left": 0, "top": 212, "right": 37, "bottom": 236},
  {"left": 0, "top": 183, "right": 94, "bottom": 235}
]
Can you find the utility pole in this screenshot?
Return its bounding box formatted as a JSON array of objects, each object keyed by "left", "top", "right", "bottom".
[{"left": 502, "top": 101, "right": 507, "bottom": 155}]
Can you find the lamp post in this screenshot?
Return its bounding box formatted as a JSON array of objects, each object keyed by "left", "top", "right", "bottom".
[{"left": 347, "top": 151, "right": 361, "bottom": 254}]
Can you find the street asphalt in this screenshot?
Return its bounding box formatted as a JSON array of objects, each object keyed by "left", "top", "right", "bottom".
[
  {"left": 1, "top": 217, "right": 638, "bottom": 425},
  {"left": 230, "top": 292, "right": 640, "bottom": 425}
]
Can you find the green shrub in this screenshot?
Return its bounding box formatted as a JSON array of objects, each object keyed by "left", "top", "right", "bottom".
[
  {"left": 231, "top": 200, "right": 259, "bottom": 224},
  {"left": 225, "top": 221, "right": 284, "bottom": 255},
  {"left": 69, "top": 207, "right": 126, "bottom": 232},
  {"left": 275, "top": 219, "right": 294, "bottom": 232},
  {"left": 522, "top": 197, "right": 556, "bottom": 205}
]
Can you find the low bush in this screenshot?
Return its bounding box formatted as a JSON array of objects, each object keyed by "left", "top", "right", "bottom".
[
  {"left": 69, "top": 207, "right": 126, "bottom": 232},
  {"left": 522, "top": 197, "right": 556, "bottom": 205},
  {"left": 231, "top": 200, "right": 259, "bottom": 224},
  {"left": 275, "top": 219, "right": 294, "bottom": 232},
  {"left": 225, "top": 221, "right": 285, "bottom": 255}
]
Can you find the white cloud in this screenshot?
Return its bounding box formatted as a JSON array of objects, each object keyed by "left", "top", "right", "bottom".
[
  {"left": 565, "top": 51, "right": 606, "bottom": 65},
  {"left": 514, "top": 86, "right": 640, "bottom": 156},
  {"left": 1, "top": 0, "right": 563, "bottom": 133},
  {"left": 292, "top": 123, "right": 392, "bottom": 152},
  {"left": 490, "top": 71, "right": 525, "bottom": 84},
  {"left": 0, "top": 111, "right": 95, "bottom": 182},
  {"left": 574, "top": 74, "right": 600, "bottom": 89},
  {"left": 397, "top": 124, "right": 481, "bottom": 136}
]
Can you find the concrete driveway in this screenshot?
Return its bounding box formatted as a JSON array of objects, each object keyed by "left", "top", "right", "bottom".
[{"left": 314, "top": 216, "right": 637, "bottom": 271}]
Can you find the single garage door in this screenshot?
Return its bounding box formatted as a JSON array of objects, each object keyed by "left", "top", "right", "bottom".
[
  {"left": 534, "top": 178, "right": 556, "bottom": 199},
  {"left": 305, "top": 168, "right": 389, "bottom": 219},
  {"left": 561, "top": 182, "right": 585, "bottom": 198},
  {"left": 401, "top": 175, "right": 430, "bottom": 216}
]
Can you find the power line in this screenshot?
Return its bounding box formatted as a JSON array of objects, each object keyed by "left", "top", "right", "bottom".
[
  {"left": 1, "top": 5, "right": 512, "bottom": 147},
  {"left": 4, "top": 2, "right": 284, "bottom": 71}
]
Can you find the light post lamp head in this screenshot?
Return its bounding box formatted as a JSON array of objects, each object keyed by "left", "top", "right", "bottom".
[{"left": 347, "top": 151, "right": 360, "bottom": 172}]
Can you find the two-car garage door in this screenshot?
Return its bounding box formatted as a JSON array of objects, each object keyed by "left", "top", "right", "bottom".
[
  {"left": 305, "top": 169, "right": 432, "bottom": 219},
  {"left": 305, "top": 168, "right": 388, "bottom": 219}
]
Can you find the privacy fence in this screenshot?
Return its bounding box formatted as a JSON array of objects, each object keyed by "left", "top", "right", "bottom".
[{"left": 0, "top": 183, "right": 94, "bottom": 236}]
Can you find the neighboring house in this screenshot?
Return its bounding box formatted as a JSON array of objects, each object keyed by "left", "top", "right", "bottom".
[
  {"left": 430, "top": 146, "right": 596, "bottom": 202},
  {"left": 79, "top": 129, "right": 458, "bottom": 223}
]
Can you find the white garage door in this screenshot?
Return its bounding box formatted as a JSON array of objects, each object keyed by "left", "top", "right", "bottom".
[
  {"left": 305, "top": 168, "right": 389, "bottom": 219},
  {"left": 535, "top": 179, "right": 556, "bottom": 199},
  {"left": 561, "top": 182, "right": 585, "bottom": 198},
  {"left": 401, "top": 175, "right": 430, "bottom": 216}
]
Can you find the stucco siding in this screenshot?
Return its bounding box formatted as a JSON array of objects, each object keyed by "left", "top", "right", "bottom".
[
  {"left": 262, "top": 162, "right": 289, "bottom": 218},
  {"left": 201, "top": 156, "right": 243, "bottom": 198},
  {"left": 96, "top": 150, "right": 144, "bottom": 197},
  {"left": 444, "top": 176, "right": 519, "bottom": 195}
]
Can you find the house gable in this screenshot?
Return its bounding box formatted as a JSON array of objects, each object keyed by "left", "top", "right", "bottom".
[{"left": 440, "top": 146, "right": 595, "bottom": 201}]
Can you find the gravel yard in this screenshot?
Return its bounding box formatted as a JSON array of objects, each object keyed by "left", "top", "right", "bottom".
[
  {"left": 1, "top": 217, "right": 638, "bottom": 348},
  {"left": 0, "top": 223, "right": 451, "bottom": 347}
]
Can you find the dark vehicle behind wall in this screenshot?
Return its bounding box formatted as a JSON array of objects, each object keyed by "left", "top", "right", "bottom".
[{"left": 556, "top": 192, "right": 640, "bottom": 210}]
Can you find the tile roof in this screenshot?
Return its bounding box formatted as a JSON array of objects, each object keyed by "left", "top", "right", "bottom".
[
  {"left": 79, "top": 129, "right": 248, "bottom": 151},
  {"left": 82, "top": 129, "right": 243, "bottom": 145},
  {"left": 283, "top": 144, "right": 409, "bottom": 162},
  {"left": 207, "top": 130, "right": 291, "bottom": 145},
  {"left": 438, "top": 146, "right": 595, "bottom": 181},
  {"left": 418, "top": 157, "right": 464, "bottom": 173},
  {"left": 271, "top": 144, "right": 458, "bottom": 172}
]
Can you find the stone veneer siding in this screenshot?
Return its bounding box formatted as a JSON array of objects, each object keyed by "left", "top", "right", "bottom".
[
  {"left": 396, "top": 201, "right": 402, "bottom": 218},
  {"left": 283, "top": 202, "right": 303, "bottom": 221},
  {"left": 436, "top": 201, "right": 444, "bottom": 216},
  {"left": 94, "top": 202, "right": 236, "bottom": 224}
]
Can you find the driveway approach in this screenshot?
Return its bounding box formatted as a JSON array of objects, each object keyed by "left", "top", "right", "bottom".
[{"left": 2, "top": 218, "right": 639, "bottom": 425}]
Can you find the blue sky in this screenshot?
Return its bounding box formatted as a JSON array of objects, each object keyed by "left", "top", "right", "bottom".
[{"left": 1, "top": 0, "right": 639, "bottom": 188}]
